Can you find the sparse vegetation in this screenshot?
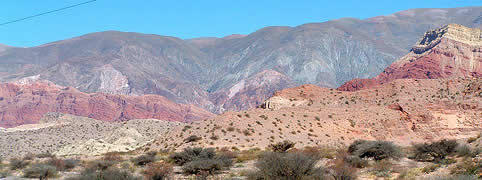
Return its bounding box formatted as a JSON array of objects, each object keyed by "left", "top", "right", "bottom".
[
  {"left": 23, "top": 164, "right": 58, "bottom": 179},
  {"left": 450, "top": 158, "right": 481, "bottom": 177},
  {"left": 184, "top": 135, "right": 202, "bottom": 143},
  {"left": 67, "top": 167, "right": 140, "bottom": 180},
  {"left": 46, "top": 157, "right": 79, "bottom": 171},
  {"left": 348, "top": 140, "right": 402, "bottom": 161},
  {"left": 169, "top": 147, "right": 233, "bottom": 175},
  {"left": 248, "top": 152, "right": 326, "bottom": 180},
  {"left": 268, "top": 140, "right": 295, "bottom": 153},
  {"left": 103, "top": 152, "right": 124, "bottom": 161},
  {"left": 9, "top": 158, "right": 29, "bottom": 170},
  {"left": 328, "top": 151, "right": 358, "bottom": 180},
  {"left": 412, "top": 139, "right": 458, "bottom": 162},
  {"left": 131, "top": 151, "right": 157, "bottom": 166},
  {"left": 142, "top": 162, "right": 173, "bottom": 180}
]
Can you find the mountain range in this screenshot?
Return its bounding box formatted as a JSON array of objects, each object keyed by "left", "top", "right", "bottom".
[{"left": 0, "top": 7, "right": 481, "bottom": 114}]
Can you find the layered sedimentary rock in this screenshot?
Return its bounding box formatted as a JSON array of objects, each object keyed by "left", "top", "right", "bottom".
[
  {"left": 338, "top": 24, "right": 482, "bottom": 91},
  {"left": 0, "top": 81, "right": 213, "bottom": 128}
]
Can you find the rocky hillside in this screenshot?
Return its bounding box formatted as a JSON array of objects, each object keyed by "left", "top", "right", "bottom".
[
  {"left": 0, "top": 7, "right": 480, "bottom": 113},
  {"left": 147, "top": 78, "right": 481, "bottom": 151},
  {"left": 338, "top": 24, "right": 481, "bottom": 91},
  {"left": 0, "top": 80, "right": 213, "bottom": 128},
  {"left": 0, "top": 113, "right": 183, "bottom": 158}
]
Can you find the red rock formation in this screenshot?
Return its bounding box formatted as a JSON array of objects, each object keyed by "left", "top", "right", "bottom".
[
  {"left": 338, "top": 24, "right": 482, "bottom": 91},
  {"left": 0, "top": 81, "right": 214, "bottom": 128}
]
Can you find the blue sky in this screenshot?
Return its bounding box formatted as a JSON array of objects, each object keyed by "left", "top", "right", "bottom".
[{"left": 1, "top": 0, "right": 481, "bottom": 47}]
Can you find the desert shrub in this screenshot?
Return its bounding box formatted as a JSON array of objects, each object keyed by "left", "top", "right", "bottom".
[
  {"left": 36, "top": 152, "right": 55, "bottom": 159},
  {"left": 236, "top": 149, "right": 261, "bottom": 163},
  {"left": 248, "top": 152, "right": 326, "bottom": 180},
  {"left": 103, "top": 152, "right": 124, "bottom": 161},
  {"left": 344, "top": 156, "right": 368, "bottom": 168},
  {"left": 182, "top": 158, "right": 224, "bottom": 175},
  {"left": 131, "top": 152, "right": 157, "bottom": 166},
  {"left": 22, "top": 153, "right": 35, "bottom": 161},
  {"left": 268, "top": 140, "right": 296, "bottom": 153},
  {"left": 182, "top": 155, "right": 232, "bottom": 175},
  {"left": 23, "top": 164, "right": 58, "bottom": 179},
  {"left": 467, "top": 137, "right": 478, "bottom": 143},
  {"left": 169, "top": 147, "right": 233, "bottom": 175},
  {"left": 143, "top": 162, "right": 173, "bottom": 180},
  {"left": 301, "top": 146, "right": 337, "bottom": 159},
  {"left": 46, "top": 158, "right": 79, "bottom": 171},
  {"left": 328, "top": 151, "right": 357, "bottom": 180},
  {"left": 455, "top": 144, "right": 477, "bottom": 158},
  {"left": 422, "top": 164, "right": 441, "bottom": 174},
  {"left": 450, "top": 158, "right": 481, "bottom": 177},
  {"left": 86, "top": 160, "right": 116, "bottom": 171},
  {"left": 348, "top": 140, "right": 402, "bottom": 161},
  {"left": 412, "top": 139, "right": 458, "bottom": 162},
  {"left": 424, "top": 175, "right": 479, "bottom": 180},
  {"left": 184, "top": 135, "right": 202, "bottom": 143},
  {"left": 396, "top": 168, "right": 423, "bottom": 180},
  {"left": 371, "top": 160, "right": 393, "bottom": 178},
  {"left": 9, "top": 158, "right": 29, "bottom": 170},
  {"left": 0, "top": 170, "right": 10, "bottom": 178},
  {"left": 217, "top": 148, "right": 238, "bottom": 159},
  {"left": 67, "top": 167, "right": 140, "bottom": 180},
  {"left": 169, "top": 147, "right": 215, "bottom": 166}
]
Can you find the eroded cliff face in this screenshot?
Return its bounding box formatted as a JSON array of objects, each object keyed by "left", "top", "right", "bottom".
[
  {"left": 338, "top": 24, "right": 482, "bottom": 91},
  {"left": 0, "top": 81, "right": 213, "bottom": 128}
]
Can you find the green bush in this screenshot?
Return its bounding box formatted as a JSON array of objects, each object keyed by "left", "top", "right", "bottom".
[
  {"left": 412, "top": 139, "right": 458, "bottom": 162},
  {"left": 268, "top": 140, "right": 296, "bottom": 153},
  {"left": 9, "top": 158, "right": 29, "bottom": 170},
  {"left": 23, "top": 164, "right": 58, "bottom": 179},
  {"left": 248, "top": 152, "right": 326, "bottom": 180},
  {"left": 348, "top": 140, "right": 402, "bottom": 161}
]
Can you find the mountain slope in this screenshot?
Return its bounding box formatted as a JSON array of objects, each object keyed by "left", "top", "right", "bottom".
[
  {"left": 338, "top": 24, "right": 482, "bottom": 91},
  {"left": 148, "top": 78, "right": 482, "bottom": 151},
  {"left": 0, "top": 113, "right": 183, "bottom": 158},
  {"left": 0, "top": 80, "right": 213, "bottom": 128}
]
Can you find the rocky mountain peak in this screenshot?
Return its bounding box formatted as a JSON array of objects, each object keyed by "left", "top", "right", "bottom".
[
  {"left": 338, "top": 24, "right": 481, "bottom": 91},
  {"left": 412, "top": 24, "right": 481, "bottom": 54}
]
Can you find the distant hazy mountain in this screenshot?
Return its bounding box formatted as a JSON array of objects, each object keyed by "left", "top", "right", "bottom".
[{"left": 0, "top": 7, "right": 481, "bottom": 113}]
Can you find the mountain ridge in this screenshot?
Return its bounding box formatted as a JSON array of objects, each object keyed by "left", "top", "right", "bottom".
[{"left": 1, "top": 7, "right": 481, "bottom": 113}]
